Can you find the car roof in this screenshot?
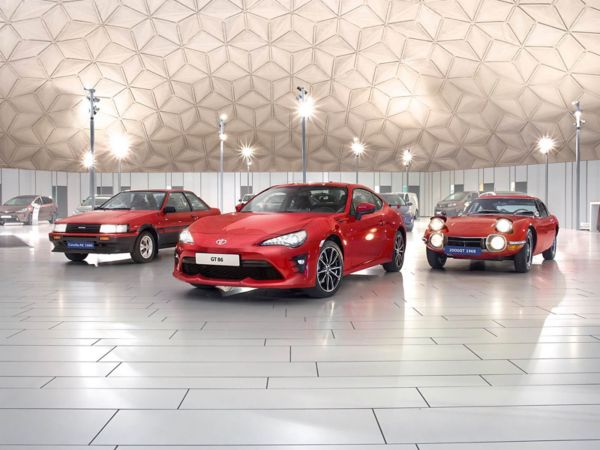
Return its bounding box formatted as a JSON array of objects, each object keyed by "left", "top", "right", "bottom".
[
  {"left": 120, "top": 189, "right": 187, "bottom": 193},
  {"left": 272, "top": 182, "right": 367, "bottom": 189},
  {"left": 478, "top": 192, "right": 538, "bottom": 200}
]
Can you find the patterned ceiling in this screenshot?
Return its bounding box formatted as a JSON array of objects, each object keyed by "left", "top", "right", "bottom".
[{"left": 0, "top": 0, "right": 599, "bottom": 173}]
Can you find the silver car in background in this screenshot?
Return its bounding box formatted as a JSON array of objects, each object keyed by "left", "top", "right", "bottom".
[
  {"left": 399, "top": 192, "right": 419, "bottom": 218},
  {"left": 434, "top": 191, "right": 479, "bottom": 216},
  {"left": 72, "top": 195, "right": 111, "bottom": 215}
]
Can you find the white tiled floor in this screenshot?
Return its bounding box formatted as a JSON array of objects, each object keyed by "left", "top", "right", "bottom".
[{"left": 1, "top": 222, "right": 600, "bottom": 449}]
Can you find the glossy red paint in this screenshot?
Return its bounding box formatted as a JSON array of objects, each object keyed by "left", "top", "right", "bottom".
[
  {"left": 173, "top": 183, "right": 405, "bottom": 295},
  {"left": 49, "top": 190, "right": 219, "bottom": 262},
  {"left": 423, "top": 194, "right": 559, "bottom": 270}
]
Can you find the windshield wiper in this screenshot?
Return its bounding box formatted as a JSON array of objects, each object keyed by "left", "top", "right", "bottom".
[
  {"left": 103, "top": 207, "right": 131, "bottom": 210},
  {"left": 474, "top": 210, "right": 499, "bottom": 214}
]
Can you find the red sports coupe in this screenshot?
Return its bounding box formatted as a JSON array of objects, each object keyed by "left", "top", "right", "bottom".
[
  {"left": 423, "top": 193, "right": 559, "bottom": 273},
  {"left": 173, "top": 183, "right": 406, "bottom": 297},
  {"left": 49, "top": 190, "right": 219, "bottom": 263}
]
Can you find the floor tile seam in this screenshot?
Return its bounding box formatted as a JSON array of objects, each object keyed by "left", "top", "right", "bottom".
[{"left": 89, "top": 409, "right": 120, "bottom": 445}]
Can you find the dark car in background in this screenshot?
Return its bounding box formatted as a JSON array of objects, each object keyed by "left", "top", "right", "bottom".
[
  {"left": 0, "top": 195, "right": 58, "bottom": 225},
  {"left": 381, "top": 192, "right": 414, "bottom": 231},
  {"left": 435, "top": 191, "right": 479, "bottom": 216}
]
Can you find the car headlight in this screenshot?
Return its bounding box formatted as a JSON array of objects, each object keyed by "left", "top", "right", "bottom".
[
  {"left": 17, "top": 208, "right": 29, "bottom": 213},
  {"left": 179, "top": 228, "right": 194, "bottom": 244},
  {"left": 448, "top": 203, "right": 456, "bottom": 207},
  {"left": 261, "top": 230, "right": 307, "bottom": 248},
  {"left": 429, "top": 232, "right": 444, "bottom": 248},
  {"left": 487, "top": 234, "right": 507, "bottom": 252},
  {"left": 495, "top": 218, "right": 513, "bottom": 233},
  {"left": 53, "top": 223, "right": 67, "bottom": 233},
  {"left": 99, "top": 224, "right": 128, "bottom": 233},
  {"left": 429, "top": 217, "right": 445, "bottom": 231}
]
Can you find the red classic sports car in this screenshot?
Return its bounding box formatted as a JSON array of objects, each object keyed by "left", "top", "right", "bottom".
[
  {"left": 173, "top": 183, "right": 406, "bottom": 297},
  {"left": 423, "top": 193, "right": 559, "bottom": 273},
  {"left": 49, "top": 190, "right": 219, "bottom": 263}
]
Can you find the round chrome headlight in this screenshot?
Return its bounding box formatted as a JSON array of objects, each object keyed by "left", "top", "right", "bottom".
[
  {"left": 429, "top": 232, "right": 444, "bottom": 248},
  {"left": 487, "top": 234, "right": 507, "bottom": 252},
  {"left": 429, "top": 217, "right": 445, "bottom": 231},
  {"left": 495, "top": 218, "right": 513, "bottom": 233}
]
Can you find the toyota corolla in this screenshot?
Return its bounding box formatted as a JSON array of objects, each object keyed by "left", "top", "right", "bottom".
[
  {"left": 49, "top": 190, "right": 219, "bottom": 263},
  {"left": 173, "top": 183, "right": 407, "bottom": 297}
]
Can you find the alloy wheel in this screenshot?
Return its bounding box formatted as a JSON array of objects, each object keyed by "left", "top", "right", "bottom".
[
  {"left": 317, "top": 246, "right": 343, "bottom": 293},
  {"left": 394, "top": 234, "right": 405, "bottom": 267},
  {"left": 139, "top": 235, "right": 154, "bottom": 259}
]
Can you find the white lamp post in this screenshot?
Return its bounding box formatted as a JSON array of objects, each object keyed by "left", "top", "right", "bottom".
[
  {"left": 402, "top": 149, "right": 413, "bottom": 192},
  {"left": 110, "top": 133, "right": 129, "bottom": 193},
  {"left": 350, "top": 137, "right": 365, "bottom": 183},
  {"left": 296, "top": 87, "right": 314, "bottom": 182},
  {"left": 240, "top": 145, "right": 254, "bottom": 194},
  {"left": 84, "top": 88, "right": 99, "bottom": 207},
  {"left": 218, "top": 113, "right": 227, "bottom": 211},
  {"left": 537, "top": 136, "right": 555, "bottom": 204},
  {"left": 572, "top": 101, "right": 584, "bottom": 230}
]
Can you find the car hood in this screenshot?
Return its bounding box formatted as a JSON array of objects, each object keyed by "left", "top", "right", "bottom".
[
  {"left": 190, "top": 212, "right": 330, "bottom": 237},
  {"left": 58, "top": 210, "right": 160, "bottom": 224},
  {"left": 0, "top": 205, "right": 26, "bottom": 213},
  {"left": 445, "top": 214, "right": 525, "bottom": 236}
]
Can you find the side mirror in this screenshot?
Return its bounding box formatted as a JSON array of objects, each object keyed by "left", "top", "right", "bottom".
[
  {"left": 235, "top": 203, "right": 245, "bottom": 212},
  {"left": 355, "top": 202, "right": 376, "bottom": 219},
  {"left": 163, "top": 206, "right": 177, "bottom": 214}
]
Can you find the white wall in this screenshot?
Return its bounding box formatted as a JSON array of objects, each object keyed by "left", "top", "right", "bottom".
[{"left": 1, "top": 162, "right": 598, "bottom": 229}]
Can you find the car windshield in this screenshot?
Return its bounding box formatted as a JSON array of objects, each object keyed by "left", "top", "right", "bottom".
[
  {"left": 381, "top": 194, "right": 405, "bottom": 206},
  {"left": 242, "top": 186, "right": 348, "bottom": 213},
  {"left": 98, "top": 192, "right": 166, "bottom": 210},
  {"left": 443, "top": 192, "right": 468, "bottom": 201},
  {"left": 466, "top": 198, "right": 539, "bottom": 216},
  {"left": 4, "top": 196, "right": 36, "bottom": 206}
]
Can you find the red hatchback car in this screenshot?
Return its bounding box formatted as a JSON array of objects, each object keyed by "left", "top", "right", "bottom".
[
  {"left": 173, "top": 183, "right": 406, "bottom": 297},
  {"left": 423, "top": 193, "right": 559, "bottom": 273},
  {"left": 49, "top": 190, "right": 219, "bottom": 263}
]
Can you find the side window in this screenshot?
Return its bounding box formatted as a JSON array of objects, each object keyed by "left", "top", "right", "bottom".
[
  {"left": 166, "top": 192, "right": 191, "bottom": 212},
  {"left": 43, "top": 197, "right": 53, "bottom": 205},
  {"left": 352, "top": 189, "right": 380, "bottom": 212},
  {"left": 537, "top": 201, "right": 549, "bottom": 218},
  {"left": 33, "top": 197, "right": 42, "bottom": 205},
  {"left": 184, "top": 192, "right": 209, "bottom": 211}
]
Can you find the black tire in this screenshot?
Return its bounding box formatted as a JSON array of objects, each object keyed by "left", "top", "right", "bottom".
[
  {"left": 415, "top": 209, "right": 419, "bottom": 219},
  {"left": 407, "top": 223, "right": 414, "bottom": 232},
  {"left": 48, "top": 213, "right": 57, "bottom": 224},
  {"left": 427, "top": 248, "right": 447, "bottom": 269},
  {"left": 65, "top": 253, "right": 88, "bottom": 262},
  {"left": 382, "top": 231, "right": 405, "bottom": 272},
  {"left": 542, "top": 234, "right": 557, "bottom": 261},
  {"left": 24, "top": 214, "right": 32, "bottom": 225},
  {"left": 514, "top": 230, "right": 534, "bottom": 273},
  {"left": 305, "top": 240, "right": 344, "bottom": 298},
  {"left": 130, "top": 230, "right": 157, "bottom": 263},
  {"left": 191, "top": 284, "right": 215, "bottom": 290}
]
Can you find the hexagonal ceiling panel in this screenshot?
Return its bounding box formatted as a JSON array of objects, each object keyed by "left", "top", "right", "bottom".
[{"left": 0, "top": 0, "right": 599, "bottom": 173}]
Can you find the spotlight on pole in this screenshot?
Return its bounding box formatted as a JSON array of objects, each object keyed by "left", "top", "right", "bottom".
[
  {"left": 82, "top": 151, "right": 94, "bottom": 169},
  {"left": 296, "top": 87, "right": 313, "bottom": 183},
  {"left": 110, "top": 133, "right": 129, "bottom": 192},
  {"left": 83, "top": 88, "right": 99, "bottom": 206},
  {"left": 538, "top": 135, "right": 555, "bottom": 204},
  {"left": 351, "top": 137, "right": 365, "bottom": 183},
  {"left": 217, "top": 113, "right": 227, "bottom": 211},
  {"left": 402, "top": 149, "right": 413, "bottom": 193},
  {"left": 572, "top": 100, "right": 584, "bottom": 230}
]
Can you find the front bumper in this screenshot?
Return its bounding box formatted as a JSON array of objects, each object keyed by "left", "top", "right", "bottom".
[
  {"left": 423, "top": 234, "right": 525, "bottom": 260},
  {"left": 48, "top": 233, "right": 137, "bottom": 254},
  {"left": 173, "top": 242, "right": 318, "bottom": 289},
  {"left": 0, "top": 213, "right": 27, "bottom": 224}
]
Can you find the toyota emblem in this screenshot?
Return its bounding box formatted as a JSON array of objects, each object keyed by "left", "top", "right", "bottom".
[{"left": 215, "top": 238, "right": 227, "bottom": 245}]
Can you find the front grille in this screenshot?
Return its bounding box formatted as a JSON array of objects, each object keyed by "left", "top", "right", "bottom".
[
  {"left": 65, "top": 224, "right": 101, "bottom": 233},
  {"left": 181, "top": 257, "right": 283, "bottom": 281},
  {"left": 446, "top": 237, "right": 485, "bottom": 248}
]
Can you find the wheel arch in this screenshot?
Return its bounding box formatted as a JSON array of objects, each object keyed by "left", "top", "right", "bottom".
[
  {"left": 138, "top": 224, "right": 159, "bottom": 244},
  {"left": 324, "top": 233, "right": 344, "bottom": 255}
]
